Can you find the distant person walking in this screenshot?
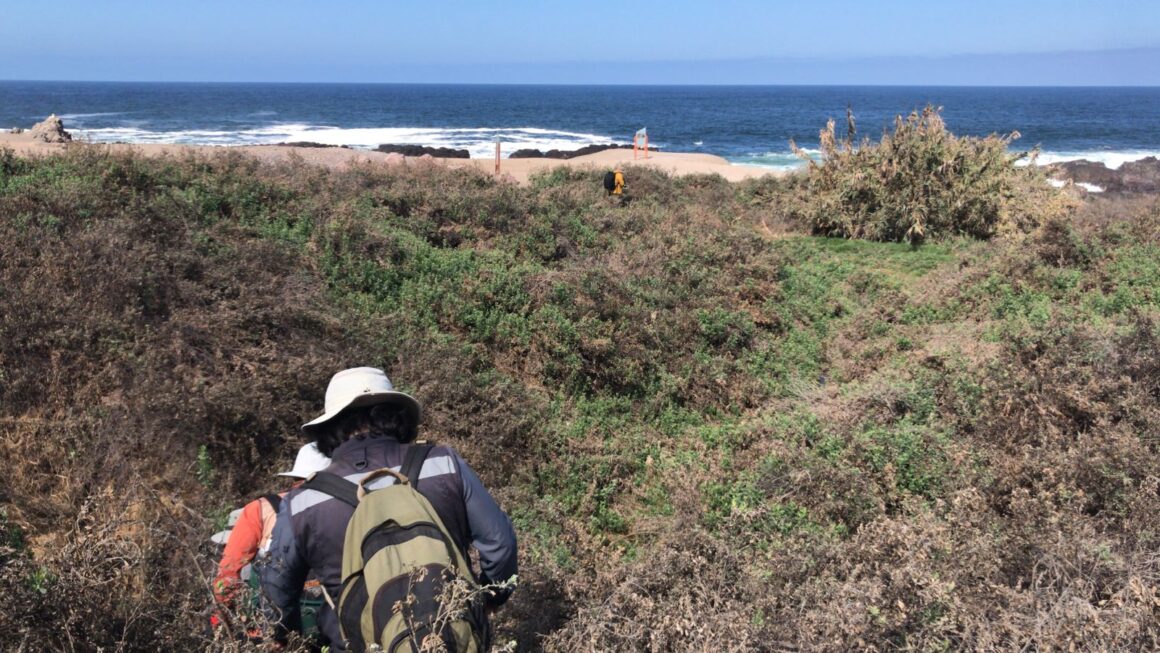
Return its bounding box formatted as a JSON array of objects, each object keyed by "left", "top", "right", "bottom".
[
  {"left": 262, "top": 367, "right": 518, "bottom": 652},
  {"left": 603, "top": 166, "right": 627, "bottom": 203}
]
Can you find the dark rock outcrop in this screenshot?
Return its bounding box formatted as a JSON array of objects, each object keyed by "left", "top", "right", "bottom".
[
  {"left": 1052, "top": 157, "right": 1160, "bottom": 194},
  {"left": 273, "top": 141, "right": 350, "bottom": 149},
  {"left": 29, "top": 114, "right": 72, "bottom": 143},
  {"left": 375, "top": 144, "right": 469, "bottom": 159},
  {"left": 1119, "top": 157, "right": 1160, "bottom": 192},
  {"left": 508, "top": 143, "right": 654, "bottom": 159}
]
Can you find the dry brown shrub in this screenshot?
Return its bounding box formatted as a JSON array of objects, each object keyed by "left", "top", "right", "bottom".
[
  {"left": 691, "top": 477, "right": 1158, "bottom": 652},
  {"left": 542, "top": 531, "right": 769, "bottom": 652},
  {"left": 0, "top": 148, "right": 374, "bottom": 650},
  {"left": 1068, "top": 193, "right": 1160, "bottom": 235},
  {"left": 980, "top": 315, "right": 1158, "bottom": 451}
]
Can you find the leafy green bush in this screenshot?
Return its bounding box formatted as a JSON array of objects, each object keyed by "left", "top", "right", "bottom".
[{"left": 792, "top": 106, "right": 1076, "bottom": 244}]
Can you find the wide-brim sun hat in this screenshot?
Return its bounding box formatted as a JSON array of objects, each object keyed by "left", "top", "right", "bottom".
[
  {"left": 277, "top": 442, "right": 331, "bottom": 479},
  {"left": 302, "top": 367, "right": 421, "bottom": 437}
]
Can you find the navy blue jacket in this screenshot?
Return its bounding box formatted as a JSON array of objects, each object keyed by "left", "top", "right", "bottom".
[{"left": 260, "top": 436, "right": 518, "bottom": 650}]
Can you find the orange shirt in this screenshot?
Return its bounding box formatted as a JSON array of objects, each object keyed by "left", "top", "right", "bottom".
[{"left": 213, "top": 494, "right": 280, "bottom": 604}]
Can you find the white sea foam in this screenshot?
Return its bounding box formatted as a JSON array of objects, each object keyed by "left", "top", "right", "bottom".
[
  {"left": 65, "top": 122, "right": 1160, "bottom": 173},
  {"left": 274, "top": 126, "right": 622, "bottom": 158},
  {"left": 1030, "top": 150, "right": 1160, "bottom": 170},
  {"left": 728, "top": 149, "right": 818, "bottom": 171},
  {"left": 1048, "top": 179, "right": 1105, "bottom": 193},
  {"left": 76, "top": 124, "right": 313, "bottom": 146},
  {"left": 73, "top": 123, "right": 624, "bottom": 158}
]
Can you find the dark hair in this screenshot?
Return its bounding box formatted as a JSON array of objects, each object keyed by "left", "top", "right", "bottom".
[{"left": 314, "top": 402, "right": 418, "bottom": 457}]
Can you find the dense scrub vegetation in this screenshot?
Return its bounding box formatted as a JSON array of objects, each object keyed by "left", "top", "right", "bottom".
[
  {"left": 792, "top": 106, "right": 1076, "bottom": 244},
  {"left": 0, "top": 131, "right": 1157, "bottom": 651}
]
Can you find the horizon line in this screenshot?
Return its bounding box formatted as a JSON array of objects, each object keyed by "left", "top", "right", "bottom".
[{"left": 4, "top": 79, "right": 1160, "bottom": 89}]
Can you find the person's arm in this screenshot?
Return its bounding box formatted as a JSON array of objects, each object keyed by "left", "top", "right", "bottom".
[
  {"left": 454, "top": 453, "right": 518, "bottom": 605},
  {"left": 258, "top": 497, "right": 308, "bottom": 643},
  {"left": 213, "top": 499, "right": 264, "bottom": 605}
]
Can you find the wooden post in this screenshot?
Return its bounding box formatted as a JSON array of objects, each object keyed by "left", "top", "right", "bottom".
[{"left": 494, "top": 138, "right": 501, "bottom": 175}]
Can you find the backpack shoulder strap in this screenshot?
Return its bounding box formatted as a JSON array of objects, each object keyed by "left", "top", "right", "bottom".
[
  {"left": 300, "top": 472, "right": 359, "bottom": 508},
  {"left": 401, "top": 443, "right": 434, "bottom": 488},
  {"left": 263, "top": 492, "right": 282, "bottom": 514}
]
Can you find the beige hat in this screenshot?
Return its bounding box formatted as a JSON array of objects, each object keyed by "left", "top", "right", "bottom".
[
  {"left": 302, "top": 367, "right": 421, "bottom": 436},
  {"left": 277, "top": 442, "right": 331, "bottom": 479}
]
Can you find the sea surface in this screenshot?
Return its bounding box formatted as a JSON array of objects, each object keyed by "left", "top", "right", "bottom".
[{"left": 2, "top": 82, "right": 1159, "bottom": 170}]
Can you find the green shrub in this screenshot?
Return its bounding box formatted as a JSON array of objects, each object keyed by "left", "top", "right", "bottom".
[
  {"left": 792, "top": 106, "right": 1076, "bottom": 244},
  {"left": 0, "top": 509, "right": 25, "bottom": 554},
  {"left": 858, "top": 421, "right": 949, "bottom": 500}
]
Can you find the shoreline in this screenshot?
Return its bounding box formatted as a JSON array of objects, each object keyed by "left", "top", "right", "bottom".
[
  {"left": 0, "top": 132, "right": 782, "bottom": 185},
  {"left": 5, "top": 131, "right": 1156, "bottom": 193}
]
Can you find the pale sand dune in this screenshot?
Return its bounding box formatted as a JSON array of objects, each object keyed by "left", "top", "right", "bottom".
[
  {"left": 454, "top": 148, "right": 776, "bottom": 183},
  {"left": 0, "top": 132, "right": 781, "bottom": 185}
]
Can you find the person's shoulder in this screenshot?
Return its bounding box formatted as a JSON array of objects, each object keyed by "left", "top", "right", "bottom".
[
  {"left": 428, "top": 441, "right": 472, "bottom": 460},
  {"left": 280, "top": 476, "right": 340, "bottom": 519},
  {"left": 419, "top": 442, "right": 466, "bottom": 478},
  {"left": 234, "top": 495, "right": 267, "bottom": 524},
  {"left": 424, "top": 441, "right": 457, "bottom": 455}
]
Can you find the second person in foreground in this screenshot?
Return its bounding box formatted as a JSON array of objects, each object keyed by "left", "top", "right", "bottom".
[{"left": 261, "top": 366, "right": 518, "bottom": 652}]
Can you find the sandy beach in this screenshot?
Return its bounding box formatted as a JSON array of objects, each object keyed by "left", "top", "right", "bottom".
[{"left": 0, "top": 131, "right": 780, "bottom": 185}]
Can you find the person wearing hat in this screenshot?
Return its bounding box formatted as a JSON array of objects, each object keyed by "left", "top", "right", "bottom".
[
  {"left": 261, "top": 367, "right": 518, "bottom": 651},
  {"left": 212, "top": 442, "right": 331, "bottom": 627}
]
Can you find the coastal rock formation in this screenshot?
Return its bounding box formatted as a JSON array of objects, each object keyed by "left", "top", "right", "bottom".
[
  {"left": 375, "top": 144, "right": 469, "bottom": 159},
  {"left": 1052, "top": 157, "right": 1160, "bottom": 194},
  {"left": 274, "top": 141, "right": 350, "bottom": 149},
  {"left": 1117, "top": 157, "right": 1160, "bottom": 192},
  {"left": 508, "top": 143, "right": 654, "bottom": 159},
  {"left": 29, "top": 114, "right": 72, "bottom": 143}
]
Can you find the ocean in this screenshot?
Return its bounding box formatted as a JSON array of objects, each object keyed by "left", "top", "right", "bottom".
[{"left": 2, "top": 81, "right": 1159, "bottom": 170}]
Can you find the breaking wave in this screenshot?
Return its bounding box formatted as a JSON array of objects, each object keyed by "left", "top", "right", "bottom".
[
  {"left": 1031, "top": 150, "right": 1160, "bottom": 170},
  {"left": 73, "top": 123, "right": 626, "bottom": 159},
  {"left": 727, "top": 149, "right": 817, "bottom": 171},
  {"left": 65, "top": 122, "right": 1160, "bottom": 172}
]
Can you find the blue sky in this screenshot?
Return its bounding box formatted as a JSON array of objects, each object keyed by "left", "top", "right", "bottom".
[{"left": 1, "top": 0, "right": 1157, "bottom": 84}]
